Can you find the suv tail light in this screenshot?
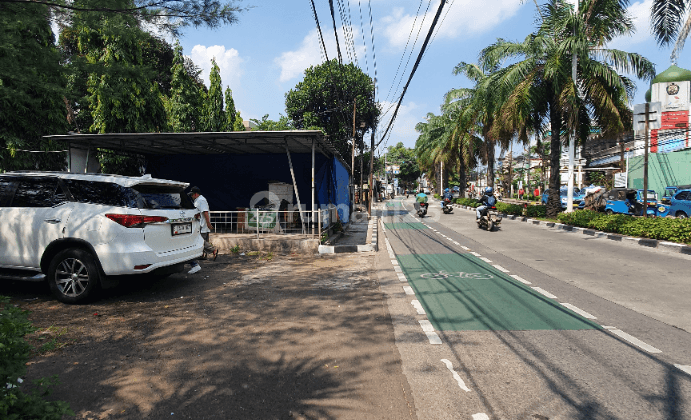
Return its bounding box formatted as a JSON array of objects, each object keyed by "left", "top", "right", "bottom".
[{"left": 105, "top": 214, "right": 169, "bottom": 228}]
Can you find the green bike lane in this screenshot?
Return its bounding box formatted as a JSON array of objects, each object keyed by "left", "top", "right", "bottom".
[
  {"left": 382, "top": 216, "right": 600, "bottom": 332},
  {"left": 377, "top": 201, "right": 691, "bottom": 420}
]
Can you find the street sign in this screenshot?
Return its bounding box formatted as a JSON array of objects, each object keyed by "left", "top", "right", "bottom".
[
  {"left": 633, "top": 102, "right": 662, "bottom": 130},
  {"left": 614, "top": 172, "right": 627, "bottom": 187}
]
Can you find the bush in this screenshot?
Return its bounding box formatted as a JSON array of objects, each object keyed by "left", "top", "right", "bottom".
[
  {"left": 0, "top": 297, "right": 73, "bottom": 419},
  {"left": 556, "top": 211, "right": 691, "bottom": 244},
  {"left": 526, "top": 205, "right": 547, "bottom": 218},
  {"left": 496, "top": 202, "right": 523, "bottom": 215},
  {"left": 455, "top": 197, "right": 480, "bottom": 207}
]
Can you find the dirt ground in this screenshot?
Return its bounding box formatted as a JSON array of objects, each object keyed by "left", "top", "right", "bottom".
[{"left": 2, "top": 251, "right": 416, "bottom": 420}]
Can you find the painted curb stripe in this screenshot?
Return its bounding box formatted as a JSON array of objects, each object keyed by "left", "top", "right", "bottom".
[
  {"left": 560, "top": 303, "right": 596, "bottom": 319},
  {"left": 441, "top": 359, "right": 470, "bottom": 392},
  {"left": 607, "top": 328, "right": 662, "bottom": 353}
]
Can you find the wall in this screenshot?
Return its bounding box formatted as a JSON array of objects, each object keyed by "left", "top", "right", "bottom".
[{"left": 627, "top": 148, "right": 691, "bottom": 193}]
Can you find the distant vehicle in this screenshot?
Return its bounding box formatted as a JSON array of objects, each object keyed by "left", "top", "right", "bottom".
[
  {"left": 541, "top": 187, "right": 585, "bottom": 209},
  {"left": 666, "top": 188, "right": 691, "bottom": 218},
  {"left": 603, "top": 188, "right": 659, "bottom": 216},
  {"left": 660, "top": 185, "right": 691, "bottom": 205}
]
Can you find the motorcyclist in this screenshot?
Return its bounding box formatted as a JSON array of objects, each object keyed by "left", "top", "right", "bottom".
[
  {"left": 441, "top": 188, "right": 453, "bottom": 208},
  {"left": 415, "top": 190, "right": 428, "bottom": 212},
  {"left": 476, "top": 187, "right": 497, "bottom": 220}
]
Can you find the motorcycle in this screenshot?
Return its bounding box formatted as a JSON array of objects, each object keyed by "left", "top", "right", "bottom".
[
  {"left": 416, "top": 202, "right": 428, "bottom": 217},
  {"left": 442, "top": 197, "right": 454, "bottom": 214},
  {"left": 477, "top": 205, "right": 502, "bottom": 231}
]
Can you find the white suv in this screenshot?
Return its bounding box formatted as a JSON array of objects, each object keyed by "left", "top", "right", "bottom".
[{"left": 0, "top": 172, "right": 204, "bottom": 303}]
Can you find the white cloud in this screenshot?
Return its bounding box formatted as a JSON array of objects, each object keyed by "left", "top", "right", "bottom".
[
  {"left": 275, "top": 26, "right": 367, "bottom": 83},
  {"left": 381, "top": 0, "right": 523, "bottom": 48},
  {"left": 190, "top": 45, "right": 244, "bottom": 90},
  {"left": 609, "top": 0, "right": 654, "bottom": 48},
  {"left": 378, "top": 100, "right": 421, "bottom": 149}
]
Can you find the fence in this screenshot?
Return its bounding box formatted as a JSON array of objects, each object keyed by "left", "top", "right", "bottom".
[{"left": 209, "top": 206, "right": 341, "bottom": 238}]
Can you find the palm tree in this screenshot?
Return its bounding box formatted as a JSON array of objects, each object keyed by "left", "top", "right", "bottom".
[
  {"left": 651, "top": 0, "right": 691, "bottom": 62},
  {"left": 414, "top": 112, "right": 455, "bottom": 191},
  {"left": 445, "top": 62, "right": 514, "bottom": 193},
  {"left": 479, "top": 0, "right": 655, "bottom": 217}
]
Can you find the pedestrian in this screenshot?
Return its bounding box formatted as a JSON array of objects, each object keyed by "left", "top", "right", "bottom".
[
  {"left": 188, "top": 186, "right": 218, "bottom": 274},
  {"left": 534, "top": 186, "right": 540, "bottom": 197},
  {"left": 519, "top": 187, "right": 524, "bottom": 200}
]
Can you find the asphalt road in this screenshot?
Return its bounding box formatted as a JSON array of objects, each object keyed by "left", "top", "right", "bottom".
[{"left": 374, "top": 196, "right": 691, "bottom": 420}]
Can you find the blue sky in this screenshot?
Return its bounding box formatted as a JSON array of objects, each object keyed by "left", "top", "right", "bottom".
[{"left": 177, "top": 0, "right": 689, "bottom": 152}]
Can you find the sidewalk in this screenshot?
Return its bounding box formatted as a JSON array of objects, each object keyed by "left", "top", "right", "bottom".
[{"left": 318, "top": 211, "right": 378, "bottom": 254}]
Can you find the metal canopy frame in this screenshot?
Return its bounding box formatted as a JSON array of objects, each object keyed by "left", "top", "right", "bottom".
[{"left": 45, "top": 130, "right": 349, "bottom": 170}]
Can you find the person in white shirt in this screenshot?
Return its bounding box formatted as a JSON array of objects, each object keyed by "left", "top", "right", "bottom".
[{"left": 188, "top": 186, "right": 218, "bottom": 274}]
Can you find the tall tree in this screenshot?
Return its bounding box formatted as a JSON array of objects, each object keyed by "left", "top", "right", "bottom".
[
  {"left": 250, "top": 115, "right": 295, "bottom": 131},
  {"left": 165, "top": 41, "right": 204, "bottom": 132},
  {"left": 0, "top": 2, "right": 69, "bottom": 171},
  {"left": 651, "top": 0, "right": 691, "bottom": 61},
  {"left": 7, "top": 0, "right": 247, "bottom": 38},
  {"left": 285, "top": 59, "right": 379, "bottom": 159},
  {"left": 202, "top": 58, "right": 226, "bottom": 131},
  {"left": 224, "top": 87, "right": 244, "bottom": 131},
  {"left": 479, "top": 0, "right": 654, "bottom": 217}
]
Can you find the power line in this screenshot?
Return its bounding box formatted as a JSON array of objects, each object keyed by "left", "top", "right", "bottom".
[
  {"left": 377, "top": 0, "right": 448, "bottom": 149},
  {"left": 358, "top": 0, "right": 369, "bottom": 75},
  {"left": 328, "top": 0, "right": 343, "bottom": 63},
  {"left": 308, "top": 0, "right": 329, "bottom": 62}
]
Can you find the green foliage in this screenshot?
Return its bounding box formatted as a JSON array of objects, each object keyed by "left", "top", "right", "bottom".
[
  {"left": 165, "top": 42, "right": 203, "bottom": 132},
  {"left": 385, "top": 142, "right": 420, "bottom": 185},
  {"left": 0, "top": 2, "right": 69, "bottom": 172},
  {"left": 202, "top": 59, "right": 226, "bottom": 131},
  {"left": 557, "top": 211, "right": 691, "bottom": 244},
  {"left": 285, "top": 59, "right": 379, "bottom": 159},
  {"left": 250, "top": 114, "right": 295, "bottom": 131},
  {"left": 496, "top": 202, "right": 523, "bottom": 215},
  {"left": 0, "top": 297, "right": 73, "bottom": 419},
  {"left": 224, "top": 87, "right": 245, "bottom": 131},
  {"left": 456, "top": 197, "right": 480, "bottom": 207},
  {"left": 526, "top": 205, "right": 547, "bottom": 218}
]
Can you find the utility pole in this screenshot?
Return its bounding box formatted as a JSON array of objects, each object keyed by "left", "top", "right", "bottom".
[
  {"left": 565, "top": 0, "right": 579, "bottom": 213},
  {"left": 643, "top": 103, "right": 650, "bottom": 218},
  {"left": 351, "top": 100, "right": 356, "bottom": 205},
  {"left": 369, "top": 130, "right": 374, "bottom": 214},
  {"left": 633, "top": 102, "right": 661, "bottom": 218}
]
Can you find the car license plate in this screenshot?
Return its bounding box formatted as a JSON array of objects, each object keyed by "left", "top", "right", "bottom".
[{"left": 172, "top": 223, "right": 192, "bottom": 236}]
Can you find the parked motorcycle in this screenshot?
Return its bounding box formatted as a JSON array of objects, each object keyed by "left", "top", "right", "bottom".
[
  {"left": 442, "top": 197, "right": 454, "bottom": 214},
  {"left": 416, "top": 202, "right": 428, "bottom": 217},
  {"left": 477, "top": 205, "right": 501, "bottom": 231}
]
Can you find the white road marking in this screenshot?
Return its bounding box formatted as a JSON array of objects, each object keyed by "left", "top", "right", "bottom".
[
  {"left": 470, "top": 252, "right": 482, "bottom": 257},
  {"left": 418, "top": 319, "right": 434, "bottom": 331},
  {"left": 412, "top": 300, "right": 426, "bottom": 314},
  {"left": 403, "top": 286, "right": 415, "bottom": 295},
  {"left": 472, "top": 414, "right": 490, "bottom": 420},
  {"left": 391, "top": 259, "right": 399, "bottom": 266},
  {"left": 441, "top": 359, "right": 470, "bottom": 392},
  {"left": 394, "top": 266, "right": 403, "bottom": 273},
  {"left": 532, "top": 287, "right": 558, "bottom": 299},
  {"left": 607, "top": 328, "right": 662, "bottom": 353},
  {"left": 397, "top": 273, "right": 408, "bottom": 282},
  {"left": 492, "top": 264, "right": 510, "bottom": 273},
  {"left": 480, "top": 257, "right": 493, "bottom": 263},
  {"left": 675, "top": 365, "right": 691, "bottom": 376},
  {"left": 461, "top": 245, "right": 470, "bottom": 250},
  {"left": 560, "top": 303, "right": 597, "bottom": 319},
  {"left": 425, "top": 331, "right": 443, "bottom": 345},
  {"left": 509, "top": 274, "right": 532, "bottom": 285},
  {"left": 453, "top": 241, "right": 460, "bottom": 245}
]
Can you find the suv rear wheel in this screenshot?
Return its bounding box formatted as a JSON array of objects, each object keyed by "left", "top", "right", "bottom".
[
  {"left": 676, "top": 211, "right": 688, "bottom": 219},
  {"left": 47, "top": 248, "right": 101, "bottom": 303}
]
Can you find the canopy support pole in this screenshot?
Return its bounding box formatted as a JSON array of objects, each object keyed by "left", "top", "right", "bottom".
[{"left": 285, "top": 143, "right": 306, "bottom": 234}]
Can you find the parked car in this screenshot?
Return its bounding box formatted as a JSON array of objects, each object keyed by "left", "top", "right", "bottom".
[
  {"left": 541, "top": 187, "right": 585, "bottom": 209},
  {"left": 666, "top": 188, "right": 691, "bottom": 218},
  {"left": 603, "top": 188, "right": 659, "bottom": 216},
  {"left": 0, "top": 172, "right": 204, "bottom": 303},
  {"left": 660, "top": 184, "right": 691, "bottom": 205}
]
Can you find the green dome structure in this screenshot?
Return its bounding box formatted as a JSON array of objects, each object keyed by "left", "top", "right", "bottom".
[{"left": 646, "top": 64, "right": 691, "bottom": 102}]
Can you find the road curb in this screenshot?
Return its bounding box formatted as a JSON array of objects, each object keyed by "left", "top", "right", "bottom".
[{"left": 449, "top": 201, "right": 691, "bottom": 255}]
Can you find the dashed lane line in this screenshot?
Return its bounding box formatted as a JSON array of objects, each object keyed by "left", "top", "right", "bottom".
[
  {"left": 675, "top": 365, "right": 691, "bottom": 376},
  {"left": 441, "top": 359, "right": 471, "bottom": 392},
  {"left": 479, "top": 257, "right": 493, "bottom": 263},
  {"left": 411, "top": 300, "right": 426, "bottom": 315},
  {"left": 603, "top": 326, "right": 662, "bottom": 353},
  {"left": 470, "top": 252, "right": 482, "bottom": 257},
  {"left": 492, "top": 264, "right": 510, "bottom": 273},
  {"left": 403, "top": 286, "right": 415, "bottom": 295},
  {"left": 472, "top": 414, "right": 490, "bottom": 420},
  {"left": 509, "top": 274, "right": 531, "bottom": 285},
  {"left": 531, "top": 287, "right": 558, "bottom": 299},
  {"left": 418, "top": 320, "right": 442, "bottom": 344},
  {"left": 560, "top": 303, "right": 597, "bottom": 319}
]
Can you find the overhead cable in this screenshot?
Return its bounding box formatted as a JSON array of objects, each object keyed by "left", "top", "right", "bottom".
[
  {"left": 308, "top": 0, "right": 329, "bottom": 62},
  {"left": 377, "top": 0, "right": 448, "bottom": 148},
  {"left": 328, "top": 0, "right": 343, "bottom": 63}
]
